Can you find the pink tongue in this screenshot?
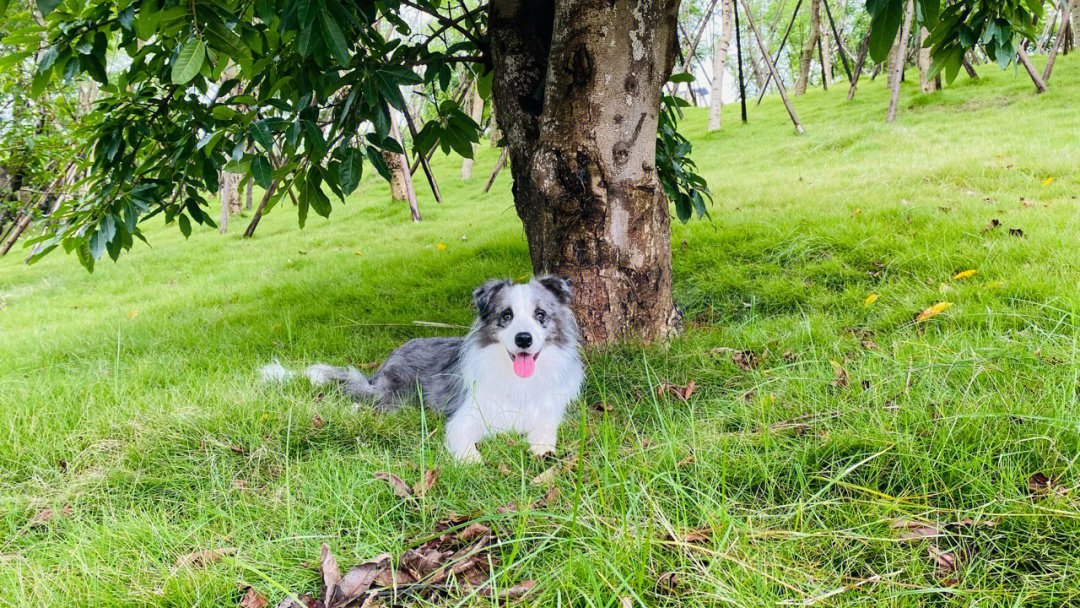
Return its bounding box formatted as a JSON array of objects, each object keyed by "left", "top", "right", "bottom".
[{"left": 513, "top": 353, "right": 536, "bottom": 378}]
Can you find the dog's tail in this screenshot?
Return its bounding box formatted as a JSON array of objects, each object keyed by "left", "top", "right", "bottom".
[{"left": 258, "top": 359, "right": 376, "bottom": 399}]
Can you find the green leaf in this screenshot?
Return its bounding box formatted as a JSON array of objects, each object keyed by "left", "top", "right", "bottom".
[
  {"left": 251, "top": 155, "right": 272, "bottom": 189},
  {"left": 171, "top": 38, "right": 206, "bottom": 85},
  {"left": 250, "top": 121, "right": 273, "bottom": 151},
  {"left": 135, "top": 0, "right": 161, "bottom": 41},
  {"left": 178, "top": 213, "right": 191, "bottom": 238},
  {"left": 320, "top": 8, "right": 350, "bottom": 65},
  {"left": 339, "top": 147, "right": 363, "bottom": 195},
  {"left": 211, "top": 105, "right": 237, "bottom": 120},
  {"left": 669, "top": 72, "right": 694, "bottom": 83},
  {"left": 0, "top": 0, "right": 11, "bottom": 17},
  {"left": 0, "top": 51, "right": 33, "bottom": 71},
  {"left": 31, "top": 67, "right": 51, "bottom": 97},
  {"left": 868, "top": 0, "right": 904, "bottom": 63},
  {"left": 37, "top": 0, "right": 63, "bottom": 17},
  {"left": 476, "top": 69, "right": 493, "bottom": 100}
]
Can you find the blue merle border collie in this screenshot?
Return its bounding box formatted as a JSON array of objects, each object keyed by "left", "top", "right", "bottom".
[{"left": 261, "top": 276, "right": 584, "bottom": 462}]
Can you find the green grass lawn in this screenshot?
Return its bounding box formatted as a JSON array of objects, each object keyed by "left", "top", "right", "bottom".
[{"left": 2, "top": 57, "right": 1079, "bottom": 607}]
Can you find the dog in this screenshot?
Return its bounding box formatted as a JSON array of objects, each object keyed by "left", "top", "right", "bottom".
[{"left": 261, "top": 276, "right": 584, "bottom": 462}]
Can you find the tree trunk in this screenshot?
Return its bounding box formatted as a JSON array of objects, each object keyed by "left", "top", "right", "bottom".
[
  {"left": 795, "top": 0, "right": 821, "bottom": 94},
  {"left": 383, "top": 116, "right": 421, "bottom": 220},
  {"left": 917, "top": 28, "right": 936, "bottom": 93},
  {"left": 460, "top": 83, "right": 484, "bottom": 179},
  {"left": 218, "top": 171, "right": 242, "bottom": 234},
  {"left": 817, "top": 0, "right": 832, "bottom": 88},
  {"left": 1072, "top": 0, "right": 1080, "bottom": 48},
  {"left": 245, "top": 177, "right": 253, "bottom": 210},
  {"left": 708, "top": 0, "right": 734, "bottom": 131},
  {"left": 490, "top": 0, "right": 681, "bottom": 345},
  {"left": 489, "top": 106, "right": 502, "bottom": 147},
  {"left": 886, "top": 0, "right": 913, "bottom": 123}
]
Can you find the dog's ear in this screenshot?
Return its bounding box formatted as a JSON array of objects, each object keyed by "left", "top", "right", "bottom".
[
  {"left": 538, "top": 275, "right": 572, "bottom": 304},
  {"left": 473, "top": 279, "right": 508, "bottom": 315}
]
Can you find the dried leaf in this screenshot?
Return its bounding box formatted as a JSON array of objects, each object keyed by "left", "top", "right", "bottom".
[
  {"left": 1027, "top": 472, "right": 1065, "bottom": 495},
  {"left": 620, "top": 597, "right": 633, "bottom": 608},
  {"left": 860, "top": 340, "right": 878, "bottom": 350},
  {"left": 656, "top": 571, "right": 679, "bottom": 592},
  {"left": 1042, "top": 177, "right": 1054, "bottom": 187},
  {"left": 319, "top": 544, "right": 342, "bottom": 603},
  {"left": 829, "top": 361, "right": 849, "bottom": 388},
  {"left": 892, "top": 520, "right": 941, "bottom": 541},
  {"left": 312, "top": 415, "right": 325, "bottom": 429},
  {"left": 915, "top": 302, "right": 952, "bottom": 323},
  {"left": 782, "top": 350, "right": 795, "bottom": 362},
  {"left": 374, "top": 471, "right": 413, "bottom": 498},
  {"left": 333, "top": 554, "right": 391, "bottom": 606},
  {"left": 952, "top": 269, "right": 976, "bottom": 280},
  {"left": 656, "top": 381, "right": 696, "bottom": 401},
  {"left": 534, "top": 486, "right": 560, "bottom": 509},
  {"left": 174, "top": 548, "right": 238, "bottom": 570},
  {"left": 864, "top": 293, "right": 879, "bottom": 306},
  {"left": 676, "top": 454, "right": 695, "bottom": 468},
  {"left": 732, "top": 350, "right": 761, "bottom": 371},
  {"left": 530, "top": 464, "right": 558, "bottom": 486},
  {"left": 25, "top": 504, "right": 72, "bottom": 530},
  {"left": 668, "top": 527, "right": 711, "bottom": 544},
  {"left": 481, "top": 580, "right": 537, "bottom": 599},
  {"left": 413, "top": 468, "right": 441, "bottom": 497},
  {"left": 984, "top": 218, "right": 1001, "bottom": 232},
  {"left": 928, "top": 545, "right": 958, "bottom": 573},
  {"left": 239, "top": 587, "right": 269, "bottom": 608},
  {"left": 1009, "top": 228, "right": 1024, "bottom": 237},
  {"left": 592, "top": 401, "right": 613, "bottom": 413}
]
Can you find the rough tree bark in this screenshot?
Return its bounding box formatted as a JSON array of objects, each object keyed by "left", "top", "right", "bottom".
[
  {"left": 1072, "top": 0, "right": 1080, "bottom": 48},
  {"left": 460, "top": 83, "right": 484, "bottom": 179},
  {"left": 817, "top": 0, "right": 832, "bottom": 88},
  {"left": 218, "top": 171, "right": 243, "bottom": 234},
  {"left": 383, "top": 115, "right": 421, "bottom": 221},
  {"left": 708, "top": 0, "right": 734, "bottom": 131},
  {"left": 795, "top": 0, "right": 822, "bottom": 94},
  {"left": 490, "top": 0, "right": 681, "bottom": 345}
]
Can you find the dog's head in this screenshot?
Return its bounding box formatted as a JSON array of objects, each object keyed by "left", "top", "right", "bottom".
[{"left": 472, "top": 275, "right": 576, "bottom": 378}]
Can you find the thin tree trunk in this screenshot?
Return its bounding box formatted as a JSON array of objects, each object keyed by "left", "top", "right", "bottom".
[
  {"left": 739, "top": 0, "right": 804, "bottom": 133},
  {"left": 795, "top": 0, "right": 822, "bottom": 94},
  {"left": 708, "top": 0, "right": 735, "bottom": 131},
  {"left": 489, "top": 106, "right": 502, "bottom": 147},
  {"left": 245, "top": 177, "right": 253, "bottom": 210},
  {"left": 1017, "top": 46, "right": 1049, "bottom": 92},
  {"left": 1072, "top": 0, "right": 1080, "bottom": 48},
  {"left": 0, "top": 163, "right": 71, "bottom": 256},
  {"left": 886, "top": 0, "right": 914, "bottom": 123},
  {"left": 1044, "top": 0, "right": 1079, "bottom": 82},
  {"left": 757, "top": 0, "right": 803, "bottom": 104},
  {"left": 490, "top": 0, "right": 681, "bottom": 344},
  {"left": 384, "top": 117, "right": 420, "bottom": 220},
  {"left": 962, "top": 56, "right": 978, "bottom": 79},
  {"left": 483, "top": 147, "right": 509, "bottom": 193},
  {"left": 821, "top": 0, "right": 851, "bottom": 82},
  {"left": 242, "top": 180, "right": 279, "bottom": 238},
  {"left": 817, "top": 1, "right": 832, "bottom": 88},
  {"left": 460, "top": 83, "right": 483, "bottom": 179},
  {"left": 846, "top": 28, "right": 871, "bottom": 100},
  {"left": 218, "top": 171, "right": 242, "bottom": 234},
  {"left": 1036, "top": 2, "right": 1061, "bottom": 53},
  {"left": 401, "top": 106, "right": 443, "bottom": 203},
  {"left": 917, "top": 28, "right": 936, "bottom": 93}
]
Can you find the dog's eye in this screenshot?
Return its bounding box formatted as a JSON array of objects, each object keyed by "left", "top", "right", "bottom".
[
  {"left": 500, "top": 309, "right": 513, "bottom": 323},
  {"left": 535, "top": 309, "right": 546, "bottom": 323}
]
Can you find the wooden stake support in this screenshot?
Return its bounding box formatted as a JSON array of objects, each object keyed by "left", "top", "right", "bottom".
[
  {"left": 483, "top": 147, "right": 509, "bottom": 193},
  {"left": 733, "top": 0, "right": 748, "bottom": 122},
  {"left": 847, "top": 28, "right": 871, "bottom": 100},
  {"left": 757, "top": 0, "right": 803, "bottom": 104}
]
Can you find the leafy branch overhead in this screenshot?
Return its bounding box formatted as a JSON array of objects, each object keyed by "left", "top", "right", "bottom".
[
  {"left": 2, "top": 0, "right": 709, "bottom": 270},
  {"left": 866, "top": 0, "right": 1042, "bottom": 81}
]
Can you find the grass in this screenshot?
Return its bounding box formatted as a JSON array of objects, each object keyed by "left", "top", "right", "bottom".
[{"left": 2, "top": 57, "right": 1080, "bottom": 607}]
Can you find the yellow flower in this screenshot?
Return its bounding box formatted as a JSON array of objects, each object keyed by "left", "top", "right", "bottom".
[
  {"left": 864, "top": 293, "right": 879, "bottom": 306},
  {"left": 435, "top": 243, "right": 447, "bottom": 250},
  {"left": 1042, "top": 177, "right": 1054, "bottom": 187}
]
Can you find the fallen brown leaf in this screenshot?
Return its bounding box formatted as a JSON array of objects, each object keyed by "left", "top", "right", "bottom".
[
  {"left": 984, "top": 218, "right": 1001, "bottom": 232},
  {"left": 928, "top": 545, "right": 959, "bottom": 574},
  {"left": 1009, "top": 228, "right": 1024, "bottom": 237},
  {"left": 413, "top": 468, "right": 441, "bottom": 497},
  {"left": 530, "top": 464, "right": 558, "bottom": 486},
  {"left": 312, "top": 415, "right": 325, "bottom": 429},
  {"left": 830, "top": 363, "right": 849, "bottom": 388},
  {"left": 781, "top": 350, "right": 796, "bottom": 362},
  {"left": 656, "top": 381, "right": 696, "bottom": 401},
  {"left": 860, "top": 340, "right": 878, "bottom": 350},
  {"left": 239, "top": 587, "right": 269, "bottom": 608},
  {"left": 173, "top": 547, "right": 238, "bottom": 571},
  {"left": 1027, "top": 472, "right": 1065, "bottom": 495},
  {"left": 477, "top": 580, "right": 537, "bottom": 599},
  {"left": 592, "top": 401, "right": 613, "bottom": 413},
  {"left": 676, "top": 454, "right": 695, "bottom": 468},
  {"left": 656, "top": 571, "right": 679, "bottom": 592},
  {"left": 331, "top": 554, "right": 391, "bottom": 607},
  {"left": 668, "top": 526, "right": 711, "bottom": 544},
  {"left": 732, "top": 350, "right": 761, "bottom": 371},
  {"left": 374, "top": 471, "right": 413, "bottom": 498},
  {"left": 230, "top": 445, "right": 245, "bottom": 455},
  {"left": 25, "top": 504, "right": 72, "bottom": 530},
  {"left": 892, "top": 520, "right": 941, "bottom": 541}
]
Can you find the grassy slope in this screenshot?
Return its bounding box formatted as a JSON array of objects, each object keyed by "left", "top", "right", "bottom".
[{"left": 1, "top": 58, "right": 1079, "bottom": 607}]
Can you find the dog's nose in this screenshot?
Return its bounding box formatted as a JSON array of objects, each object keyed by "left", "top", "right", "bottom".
[{"left": 514, "top": 332, "right": 532, "bottom": 349}]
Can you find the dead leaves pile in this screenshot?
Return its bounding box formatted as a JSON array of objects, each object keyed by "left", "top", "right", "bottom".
[{"left": 272, "top": 518, "right": 536, "bottom": 608}]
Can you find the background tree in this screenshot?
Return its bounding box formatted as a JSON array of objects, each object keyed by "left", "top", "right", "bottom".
[{"left": 3, "top": 0, "right": 710, "bottom": 344}]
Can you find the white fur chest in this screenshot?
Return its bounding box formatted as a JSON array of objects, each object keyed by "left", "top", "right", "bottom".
[{"left": 457, "top": 342, "right": 584, "bottom": 436}]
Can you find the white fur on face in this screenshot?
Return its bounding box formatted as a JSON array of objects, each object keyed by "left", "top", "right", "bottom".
[{"left": 494, "top": 284, "right": 548, "bottom": 355}]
